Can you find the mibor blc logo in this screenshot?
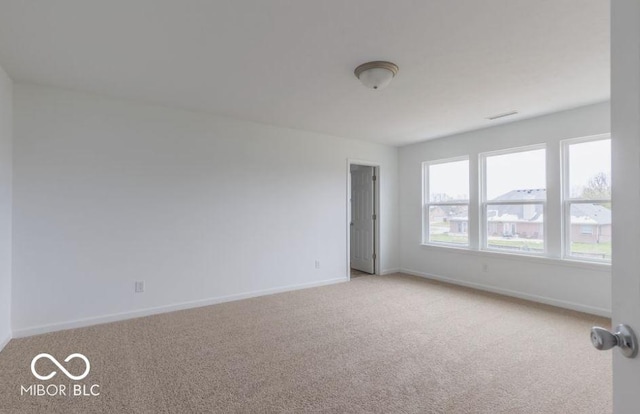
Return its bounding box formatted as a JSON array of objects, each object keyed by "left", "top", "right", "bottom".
[
  {"left": 31, "top": 353, "right": 91, "bottom": 381},
  {"left": 20, "top": 353, "right": 100, "bottom": 397}
]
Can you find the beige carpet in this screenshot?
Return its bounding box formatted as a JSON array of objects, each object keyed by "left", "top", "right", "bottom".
[
  {"left": 0, "top": 274, "right": 611, "bottom": 413},
  {"left": 350, "top": 268, "right": 372, "bottom": 278}
]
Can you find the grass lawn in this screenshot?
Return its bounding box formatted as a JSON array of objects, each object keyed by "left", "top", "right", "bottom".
[
  {"left": 488, "top": 238, "right": 544, "bottom": 252},
  {"left": 429, "top": 233, "right": 468, "bottom": 244},
  {"left": 570, "top": 242, "right": 611, "bottom": 259},
  {"left": 430, "top": 233, "right": 543, "bottom": 249}
]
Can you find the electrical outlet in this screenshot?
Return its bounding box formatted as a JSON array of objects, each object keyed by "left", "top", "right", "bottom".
[
  {"left": 135, "top": 281, "right": 145, "bottom": 293},
  {"left": 315, "top": 260, "right": 320, "bottom": 269}
]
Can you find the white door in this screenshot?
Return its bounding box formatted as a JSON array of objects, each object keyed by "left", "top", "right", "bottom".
[
  {"left": 350, "top": 165, "right": 375, "bottom": 274},
  {"left": 611, "top": 1, "right": 640, "bottom": 411}
]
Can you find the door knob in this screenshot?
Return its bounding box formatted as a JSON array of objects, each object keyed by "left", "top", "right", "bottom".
[{"left": 590, "top": 324, "right": 638, "bottom": 358}]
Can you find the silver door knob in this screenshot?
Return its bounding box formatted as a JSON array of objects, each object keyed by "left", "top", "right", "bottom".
[{"left": 591, "top": 324, "right": 638, "bottom": 358}]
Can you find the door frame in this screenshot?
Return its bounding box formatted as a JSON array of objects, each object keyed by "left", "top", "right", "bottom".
[{"left": 346, "top": 159, "right": 381, "bottom": 279}]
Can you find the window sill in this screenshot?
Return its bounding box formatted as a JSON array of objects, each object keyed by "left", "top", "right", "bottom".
[{"left": 419, "top": 243, "right": 611, "bottom": 272}]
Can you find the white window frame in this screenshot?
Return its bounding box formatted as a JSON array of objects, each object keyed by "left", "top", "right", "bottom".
[
  {"left": 479, "top": 144, "right": 548, "bottom": 256},
  {"left": 561, "top": 134, "right": 611, "bottom": 263},
  {"left": 422, "top": 156, "right": 470, "bottom": 247}
]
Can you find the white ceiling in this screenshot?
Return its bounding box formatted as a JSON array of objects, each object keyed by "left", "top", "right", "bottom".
[{"left": 0, "top": 0, "right": 609, "bottom": 146}]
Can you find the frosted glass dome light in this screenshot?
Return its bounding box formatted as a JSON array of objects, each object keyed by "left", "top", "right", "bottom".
[{"left": 354, "top": 61, "right": 399, "bottom": 90}]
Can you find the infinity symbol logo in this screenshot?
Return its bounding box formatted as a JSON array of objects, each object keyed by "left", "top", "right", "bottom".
[{"left": 30, "top": 353, "right": 91, "bottom": 381}]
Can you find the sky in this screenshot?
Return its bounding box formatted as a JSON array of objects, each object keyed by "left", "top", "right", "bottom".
[
  {"left": 569, "top": 139, "right": 611, "bottom": 197},
  {"left": 429, "top": 159, "right": 469, "bottom": 201},
  {"left": 428, "top": 139, "right": 611, "bottom": 201},
  {"left": 486, "top": 149, "right": 545, "bottom": 199}
]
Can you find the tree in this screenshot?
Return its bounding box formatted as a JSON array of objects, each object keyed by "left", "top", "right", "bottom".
[{"left": 581, "top": 172, "right": 611, "bottom": 200}]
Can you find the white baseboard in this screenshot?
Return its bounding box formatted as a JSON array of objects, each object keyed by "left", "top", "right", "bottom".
[
  {"left": 13, "top": 277, "right": 349, "bottom": 338},
  {"left": 0, "top": 334, "right": 10, "bottom": 353},
  {"left": 380, "top": 268, "right": 401, "bottom": 275},
  {"left": 400, "top": 268, "right": 611, "bottom": 318}
]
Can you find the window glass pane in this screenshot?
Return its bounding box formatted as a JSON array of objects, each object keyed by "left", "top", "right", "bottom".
[
  {"left": 568, "top": 203, "right": 611, "bottom": 261},
  {"left": 428, "top": 160, "right": 469, "bottom": 202},
  {"left": 486, "top": 149, "right": 546, "bottom": 201},
  {"left": 569, "top": 139, "right": 611, "bottom": 199},
  {"left": 428, "top": 205, "right": 469, "bottom": 245},
  {"left": 486, "top": 203, "right": 544, "bottom": 253}
]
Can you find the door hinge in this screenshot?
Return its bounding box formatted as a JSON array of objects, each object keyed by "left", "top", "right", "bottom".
[
  {"left": 372, "top": 175, "right": 377, "bottom": 181},
  {"left": 372, "top": 253, "right": 377, "bottom": 260},
  {"left": 372, "top": 214, "right": 377, "bottom": 220}
]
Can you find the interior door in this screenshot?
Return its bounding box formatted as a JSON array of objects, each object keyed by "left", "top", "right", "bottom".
[
  {"left": 611, "top": 1, "right": 640, "bottom": 411},
  {"left": 350, "top": 165, "right": 375, "bottom": 274}
]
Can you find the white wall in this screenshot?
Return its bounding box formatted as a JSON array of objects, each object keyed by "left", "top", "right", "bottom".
[
  {"left": 399, "top": 102, "right": 612, "bottom": 316},
  {"left": 0, "top": 65, "right": 12, "bottom": 349},
  {"left": 8, "top": 83, "right": 611, "bottom": 338},
  {"left": 11, "top": 84, "right": 399, "bottom": 336}
]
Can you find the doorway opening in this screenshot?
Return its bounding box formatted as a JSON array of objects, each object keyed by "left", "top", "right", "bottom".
[{"left": 347, "top": 160, "right": 380, "bottom": 279}]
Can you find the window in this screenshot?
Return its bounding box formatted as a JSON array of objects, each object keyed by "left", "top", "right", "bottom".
[
  {"left": 423, "top": 158, "right": 469, "bottom": 246},
  {"left": 580, "top": 225, "right": 594, "bottom": 235},
  {"left": 420, "top": 136, "right": 610, "bottom": 265},
  {"left": 481, "top": 146, "right": 546, "bottom": 255},
  {"left": 562, "top": 136, "right": 611, "bottom": 262}
]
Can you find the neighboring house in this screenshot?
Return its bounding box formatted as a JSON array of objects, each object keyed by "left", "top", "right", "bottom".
[
  {"left": 429, "top": 205, "right": 465, "bottom": 223},
  {"left": 428, "top": 205, "right": 450, "bottom": 223},
  {"left": 447, "top": 189, "right": 611, "bottom": 243},
  {"left": 569, "top": 203, "right": 612, "bottom": 243}
]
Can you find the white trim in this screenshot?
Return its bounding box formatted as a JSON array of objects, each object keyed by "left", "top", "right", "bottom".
[
  {"left": 561, "top": 136, "right": 571, "bottom": 257},
  {"left": 0, "top": 334, "right": 10, "bottom": 353},
  {"left": 380, "top": 268, "right": 401, "bottom": 275},
  {"left": 13, "top": 277, "right": 348, "bottom": 338},
  {"left": 426, "top": 201, "right": 469, "bottom": 206},
  {"left": 484, "top": 200, "right": 546, "bottom": 206},
  {"left": 400, "top": 268, "right": 611, "bottom": 317},
  {"left": 561, "top": 132, "right": 611, "bottom": 147},
  {"left": 422, "top": 155, "right": 470, "bottom": 167},
  {"left": 418, "top": 242, "right": 611, "bottom": 271},
  {"left": 347, "top": 158, "right": 381, "bottom": 278},
  {"left": 567, "top": 199, "right": 611, "bottom": 204},
  {"left": 479, "top": 142, "right": 547, "bottom": 159}
]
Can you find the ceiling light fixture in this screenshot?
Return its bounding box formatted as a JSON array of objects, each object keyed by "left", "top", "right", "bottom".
[
  {"left": 354, "top": 61, "right": 399, "bottom": 90},
  {"left": 486, "top": 110, "right": 519, "bottom": 120}
]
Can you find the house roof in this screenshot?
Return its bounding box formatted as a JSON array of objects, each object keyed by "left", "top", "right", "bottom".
[
  {"left": 571, "top": 203, "right": 611, "bottom": 225},
  {"left": 492, "top": 189, "right": 611, "bottom": 224},
  {"left": 493, "top": 189, "right": 546, "bottom": 201}
]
